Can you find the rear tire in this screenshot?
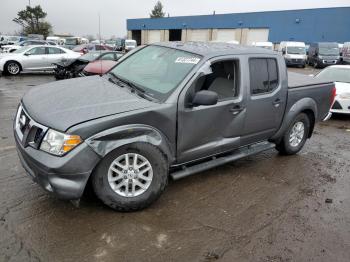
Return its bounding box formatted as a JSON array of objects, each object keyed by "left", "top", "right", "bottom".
[
  {"left": 92, "top": 143, "right": 168, "bottom": 211},
  {"left": 276, "top": 113, "right": 310, "bottom": 155},
  {"left": 4, "top": 61, "right": 21, "bottom": 75}
]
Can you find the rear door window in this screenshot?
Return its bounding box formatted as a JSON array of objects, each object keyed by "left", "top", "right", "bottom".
[{"left": 249, "top": 58, "right": 279, "bottom": 95}]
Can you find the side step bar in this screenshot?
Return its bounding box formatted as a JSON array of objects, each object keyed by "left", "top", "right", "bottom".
[{"left": 170, "top": 141, "right": 276, "bottom": 180}]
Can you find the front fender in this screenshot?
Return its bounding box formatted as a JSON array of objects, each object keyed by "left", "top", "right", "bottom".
[
  {"left": 85, "top": 124, "right": 174, "bottom": 163},
  {"left": 270, "top": 97, "right": 317, "bottom": 141}
]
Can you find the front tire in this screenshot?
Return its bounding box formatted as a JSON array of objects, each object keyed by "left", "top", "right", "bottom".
[
  {"left": 5, "top": 61, "right": 21, "bottom": 75},
  {"left": 92, "top": 143, "right": 168, "bottom": 211},
  {"left": 276, "top": 113, "right": 310, "bottom": 155}
]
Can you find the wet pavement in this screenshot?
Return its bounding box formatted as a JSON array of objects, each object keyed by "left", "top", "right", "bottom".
[{"left": 0, "top": 68, "right": 349, "bottom": 262}]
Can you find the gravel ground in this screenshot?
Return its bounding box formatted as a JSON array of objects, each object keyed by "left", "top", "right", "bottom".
[{"left": 0, "top": 67, "right": 349, "bottom": 262}]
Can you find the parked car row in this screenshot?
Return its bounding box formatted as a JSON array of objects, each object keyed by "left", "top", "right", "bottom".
[
  {"left": 246, "top": 40, "right": 349, "bottom": 69},
  {"left": 0, "top": 40, "right": 58, "bottom": 53}
]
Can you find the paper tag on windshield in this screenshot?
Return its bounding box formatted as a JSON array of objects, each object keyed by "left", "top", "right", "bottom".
[{"left": 175, "top": 57, "right": 200, "bottom": 64}]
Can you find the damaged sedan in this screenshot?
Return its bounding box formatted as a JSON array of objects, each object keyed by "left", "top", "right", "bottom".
[{"left": 53, "top": 51, "right": 123, "bottom": 80}]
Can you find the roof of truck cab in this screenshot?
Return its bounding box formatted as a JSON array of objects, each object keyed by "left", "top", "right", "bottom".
[{"left": 153, "top": 41, "right": 277, "bottom": 57}]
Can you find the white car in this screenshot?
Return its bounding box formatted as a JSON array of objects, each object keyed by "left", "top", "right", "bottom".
[
  {"left": 252, "top": 41, "right": 274, "bottom": 50},
  {"left": 0, "top": 45, "right": 81, "bottom": 75},
  {"left": 314, "top": 65, "right": 350, "bottom": 114},
  {"left": 1, "top": 40, "right": 57, "bottom": 53}
]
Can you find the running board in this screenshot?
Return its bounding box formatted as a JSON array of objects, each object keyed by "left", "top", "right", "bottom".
[{"left": 170, "top": 141, "right": 276, "bottom": 180}]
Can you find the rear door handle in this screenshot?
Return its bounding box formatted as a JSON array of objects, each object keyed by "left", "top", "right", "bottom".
[
  {"left": 273, "top": 99, "right": 281, "bottom": 107},
  {"left": 229, "top": 105, "right": 244, "bottom": 115}
]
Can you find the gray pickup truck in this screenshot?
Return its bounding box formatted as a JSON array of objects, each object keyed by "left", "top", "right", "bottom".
[{"left": 14, "top": 42, "right": 336, "bottom": 211}]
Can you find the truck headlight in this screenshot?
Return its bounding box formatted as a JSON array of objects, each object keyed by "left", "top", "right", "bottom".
[{"left": 40, "top": 129, "right": 82, "bottom": 156}]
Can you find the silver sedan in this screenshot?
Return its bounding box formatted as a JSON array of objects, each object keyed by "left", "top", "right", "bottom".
[{"left": 0, "top": 45, "right": 81, "bottom": 75}]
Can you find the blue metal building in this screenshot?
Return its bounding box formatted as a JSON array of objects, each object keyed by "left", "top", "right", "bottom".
[{"left": 126, "top": 7, "right": 350, "bottom": 45}]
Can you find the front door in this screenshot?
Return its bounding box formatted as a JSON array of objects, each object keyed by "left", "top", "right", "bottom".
[
  {"left": 177, "top": 58, "right": 246, "bottom": 164},
  {"left": 22, "top": 46, "right": 47, "bottom": 70}
]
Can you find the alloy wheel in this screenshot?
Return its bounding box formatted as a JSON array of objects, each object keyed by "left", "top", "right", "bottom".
[
  {"left": 289, "top": 121, "right": 305, "bottom": 147},
  {"left": 107, "top": 153, "right": 153, "bottom": 197}
]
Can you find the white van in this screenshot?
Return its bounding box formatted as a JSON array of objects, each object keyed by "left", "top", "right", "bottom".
[
  {"left": 278, "top": 41, "right": 307, "bottom": 67},
  {"left": 125, "top": 39, "right": 137, "bottom": 51},
  {"left": 342, "top": 42, "right": 350, "bottom": 64},
  {"left": 252, "top": 41, "right": 274, "bottom": 50}
]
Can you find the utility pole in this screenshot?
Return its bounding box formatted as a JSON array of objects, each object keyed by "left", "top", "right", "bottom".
[{"left": 28, "top": 0, "right": 31, "bottom": 6}]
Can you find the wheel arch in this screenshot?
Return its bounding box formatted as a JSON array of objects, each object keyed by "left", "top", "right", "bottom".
[
  {"left": 85, "top": 124, "right": 174, "bottom": 165},
  {"left": 5, "top": 60, "right": 23, "bottom": 73},
  {"left": 270, "top": 97, "right": 317, "bottom": 142}
]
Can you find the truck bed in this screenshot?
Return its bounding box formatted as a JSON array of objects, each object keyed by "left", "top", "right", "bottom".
[
  {"left": 287, "top": 72, "right": 334, "bottom": 121},
  {"left": 288, "top": 72, "right": 332, "bottom": 88}
]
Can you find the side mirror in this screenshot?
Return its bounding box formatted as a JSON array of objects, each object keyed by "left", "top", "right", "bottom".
[
  {"left": 24, "top": 53, "right": 30, "bottom": 56},
  {"left": 282, "top": 50, "right": 286, "bottom": 55},
  {"left": 192, "top": 90, "right": 218, "bottom": 107}
]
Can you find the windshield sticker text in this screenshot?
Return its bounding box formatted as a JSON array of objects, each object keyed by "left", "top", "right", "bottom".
[{"left": 175, "top": 57, "right": 200, "bottom": 64}]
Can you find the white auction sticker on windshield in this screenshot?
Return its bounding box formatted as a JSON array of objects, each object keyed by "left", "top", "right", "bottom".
[{"left": 175, "top": 57, "right": 200, "bottom": 64}]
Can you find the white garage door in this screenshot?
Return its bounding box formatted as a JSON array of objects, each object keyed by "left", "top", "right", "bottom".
[
  {"left": 246, "top": 29, "right": 269, "bottom": 45},
  {"left": 148, "top": 30, "right": 161, "bottom": 44},
  {"left": 216, "top": 29, "right": 237, "bottom": 42},
  {"left": 188, "top": 30, "right": 209, "bottom": 42}
]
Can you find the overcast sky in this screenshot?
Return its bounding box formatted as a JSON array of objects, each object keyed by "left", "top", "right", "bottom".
[{"left": 1, "top": 0, "right": 349, "bottom": 38}]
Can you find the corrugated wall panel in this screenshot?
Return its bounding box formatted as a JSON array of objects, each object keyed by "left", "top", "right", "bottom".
[{"left": 127, "top": 7, "right": 350, "bottom": 43}]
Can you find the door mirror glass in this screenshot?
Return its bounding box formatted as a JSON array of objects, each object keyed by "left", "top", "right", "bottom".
[
  {"left": 192, "top": 90, "right": 218, "bottom": 106},
  {"left": 282, "top": 49, "right": 286, "bottom": 55}
]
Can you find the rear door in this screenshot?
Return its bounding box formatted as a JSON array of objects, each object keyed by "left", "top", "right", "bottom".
[
  {"left": 241, "top": 56, "right": 287, "bottom": 145},
  {"left": 45, "top": 47, "right": 67, "bottom": 69}
]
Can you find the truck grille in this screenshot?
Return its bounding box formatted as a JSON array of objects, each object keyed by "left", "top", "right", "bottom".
[{"left": 15, "top": 105, "right": 48, "bottom": 148}]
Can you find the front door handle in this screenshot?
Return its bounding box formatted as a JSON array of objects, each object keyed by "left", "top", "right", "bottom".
[
  {"left": 229, "top": 105, "right": 244, "bottom": 115},
  {"left": 273, "top": 99, "right": 281, "bottom": 107}
]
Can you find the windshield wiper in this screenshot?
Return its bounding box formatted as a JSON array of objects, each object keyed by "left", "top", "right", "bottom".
[
  {"left": 108, "top": 72, "right": 156, "bottom": 102},
  {"left": 108, "top": 72, "right": 128, "bottom": 87}
]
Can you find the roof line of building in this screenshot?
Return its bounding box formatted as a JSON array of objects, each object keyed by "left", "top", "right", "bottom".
[{"left": 127, "top": 6, "right": 350, "bottom": 21}]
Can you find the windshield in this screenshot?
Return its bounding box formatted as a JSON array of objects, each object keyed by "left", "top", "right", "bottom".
[
  {"left": 316, "top": 67, "right": 350, "bottom": 83},
  {"left": 287, "top": 46, "right": 306, "bottom": 55},
  {"left": 319, "top": 46, "right": 339, "bottom": 56},
  {"left": 79, "top": 52, "right": 102, "bottom": 61},
  {"left": 13, "top": 46, "right": 31, "bottom": 53},
  {"left": 110, "top": 45, "right": 201, "bottom": 101},
  {"left": 66, "top": 38, "right": 78, "bottom": 45}
]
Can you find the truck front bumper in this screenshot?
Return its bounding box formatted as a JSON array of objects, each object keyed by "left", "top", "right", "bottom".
[{"left": 15, "top": 133, "right": 101, "bottom": 200}]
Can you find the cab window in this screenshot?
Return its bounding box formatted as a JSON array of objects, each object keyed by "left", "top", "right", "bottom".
[{"left": 249, "top": 58, "right": 279, "bottom": 95}]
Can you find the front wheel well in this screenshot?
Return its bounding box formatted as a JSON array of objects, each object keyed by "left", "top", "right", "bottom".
[
  {"left": 302, "top": 109, "right": 315, "bottom": 138},
  {"left": 4, "top": 60, "right": 22, "bottom": 72}
]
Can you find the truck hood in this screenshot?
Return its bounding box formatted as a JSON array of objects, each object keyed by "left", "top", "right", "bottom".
[{"left": 22, "top": 76, "right": 155, "bottom": 131}]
